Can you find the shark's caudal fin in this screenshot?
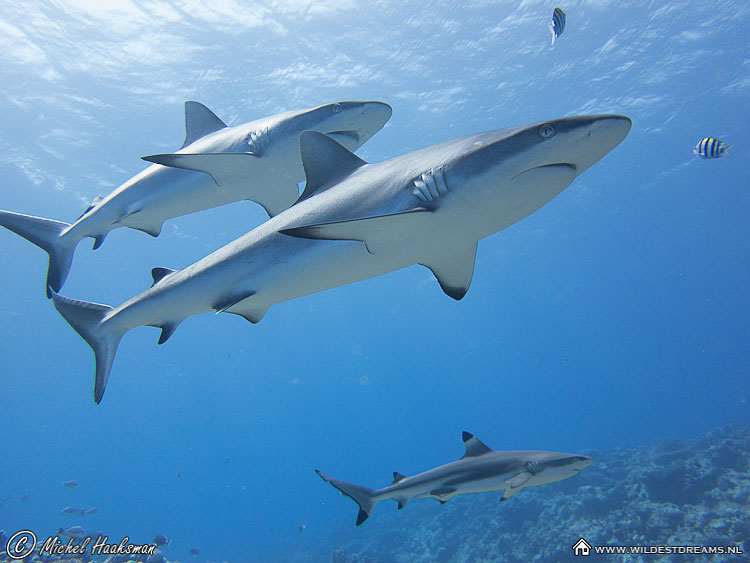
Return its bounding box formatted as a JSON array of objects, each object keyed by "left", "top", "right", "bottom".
[
  {"left": 315, "top": 470, "right": 378, "bottom": 526},
  {"left": 50, "top": 290, "right": 125, "bottom": 404},
  {"left": 0, "top": 210, "right": 79, "bottom": 297}
]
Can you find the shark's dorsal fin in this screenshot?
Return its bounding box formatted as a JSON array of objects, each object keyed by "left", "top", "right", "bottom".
[
  {"left": 391, "top": 472, "right": 407, "bottom": 485},
  {"left": 461, "top": 431, "right": 493, "bottom": 458},
  {"left": 181, "top": 101, "right": 227, "bottom": 149},
  {"left": 297, "top": 131, "right": 367, "bottom": 202},
  {"left": 151, "top": 267, "right": 177, "bottom": 287},
  {"left": 420, "top": 242, "right": 478, "bottom": 301}
]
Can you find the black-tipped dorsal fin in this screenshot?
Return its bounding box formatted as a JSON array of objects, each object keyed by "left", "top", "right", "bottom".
[
  {"left": 297, "top": 131, "right": 367, "bottom": 202},
  {"left": 181, "top": 101, "right": 227, "bottom": 149},
  {"left": 391, "top": 472, "right": 408, "bottom": 485},
  {"left": 461, "top": 431, "right": 493, "bottom": 458},
  {"left": 151, "top": 267, "right": 177, "bottom": 287}
]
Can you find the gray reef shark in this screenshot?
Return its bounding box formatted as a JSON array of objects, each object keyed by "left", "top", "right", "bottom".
[
  {"left": 316, "top": 432, "right": 594, "bottom": 525},
  {"left": 0, "top": 100, "right": 392, "bottom": 295},
  {"left": 50, "top": 113, "right": 631, "bottom": 403}
]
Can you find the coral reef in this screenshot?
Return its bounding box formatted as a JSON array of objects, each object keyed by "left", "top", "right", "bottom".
[{"left": 293, "top": 425, "right": 749, "bottom": 562}]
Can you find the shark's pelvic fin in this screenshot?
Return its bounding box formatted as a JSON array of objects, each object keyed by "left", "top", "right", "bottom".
[
  {"left": 315, "top": 470, "right": 378, "bottom": 527},
  {"left": 297, "top": 131, "right": 367, "bottom": 202},
  {"left": 181, "top": 101, "right": 227, "bottom": 149},
  {"left": 115, "top": 208, "right": 163, "bottom": 238},
  {"left": 77, "top": 196, "right": 104, "bottom": 221},
  {"left": 501, "top": 471, "right": 533, "bottom": 501},
  {"left": 279, "top": 208, "right": 430, "bottom": 254},
  {"left": 396, "top": 499, "right": 409, "bottom": 510},
  {"left": 429, "top": 487, "right": 457, "bottom": 501},
  {"left": 141, "top": 152, "right": 297, "bottom": 217},
  {"left": 213, "top": 290, "right": 257, "bottom": 315},
  {"left": 151, "top": 267, "right": 177, "bottom": 287},
  {"left": 0, "top": 210, "right": 78, "bottom": 297},
  {"left": 49, "top": 289, "right": 124, "bottom": 404},
  {"left": 420, "top": 242, "right": 478, "bottom": 301},
  {"left": 461, "top": 431, "right": 493, "bottom": 458}
]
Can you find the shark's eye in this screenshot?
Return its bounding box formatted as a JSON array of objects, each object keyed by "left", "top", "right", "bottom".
[
  {"left": 332, "top": 103, "right": 342, "bottom": 114},
  {"left": 538, "top": 124, "right": 556, "bottom": 139}
]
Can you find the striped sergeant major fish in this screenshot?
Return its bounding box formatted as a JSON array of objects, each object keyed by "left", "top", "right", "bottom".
[
  {"left": 693, "top": 137, "right": 731, "bottom": 159},
  {"left": 549, "top": 7, "right": 566, "bottom": 46}
]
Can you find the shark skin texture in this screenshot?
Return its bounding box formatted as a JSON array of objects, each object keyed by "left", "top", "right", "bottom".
[
  {"left": 48, "top": 113, "right": 632, "bottom": 403},
  {"left": 316, "top": 431, "right": 594, "bottom": 525},
  {"left": 0, "top": 100, "right": 392, "bottom": 295}
]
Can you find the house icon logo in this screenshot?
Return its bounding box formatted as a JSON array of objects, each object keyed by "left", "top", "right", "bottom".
[{"left": 573, "top": 538, "right": 592, "bottom": 556}]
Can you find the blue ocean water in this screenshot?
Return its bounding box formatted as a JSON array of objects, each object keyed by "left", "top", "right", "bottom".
[{"left": 0, "top": 1, "right": 748, "bottom": 562}]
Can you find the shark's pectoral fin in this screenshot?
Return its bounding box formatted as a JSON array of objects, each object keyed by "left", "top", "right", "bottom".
[
  {"left": 181, "top": 101, "right": 227, "bottom": 149},
  {"left": 279, "top": 208, "right": 431, "bottom": 254},
  {"left": 151, "top": 267, "right": 177, "bottom": 287},
  {"left": 420, "top": 242, "right": 478, "bottom": 301},
  {"left": 141, "top": 153, "right": 297, "bottom": 217},
  {"left": 501, "top": 471, "right": 533, "bottom": 501},
  {"left": 158, "top": 322, "right": 181, "bottom": 345},
  {"left": 116, "top": 209, "right": 163, "bottom": 237}
]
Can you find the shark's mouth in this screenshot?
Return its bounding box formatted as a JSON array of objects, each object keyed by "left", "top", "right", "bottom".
[
  {"left": 326, "top": 130, "right": 361, "bottom": 144},
  {"left": 512, "top": 162, "right": 576, "bottom": 179}
]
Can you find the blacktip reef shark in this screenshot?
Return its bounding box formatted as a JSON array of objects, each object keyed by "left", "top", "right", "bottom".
[
  {"left": 316, "top": 432, "right": 594, "bottom": 525},
  {"left": 50, "top": 113, "right": 631, "bottom": 403},
  {"left": 315, "top": 432, "right": 594, "bottom": 526},
  {"left": 0, "top": 100, "right": 392, "bottom": 295}
]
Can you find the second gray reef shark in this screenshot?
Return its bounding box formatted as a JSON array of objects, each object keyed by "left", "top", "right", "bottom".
[
  {"left": 317, "top": 431, "right": 594, "bottom": 525},
  {"left": 50, "top": 113, "right": 631, "bottom": 403},
  {"left": 0, "top": 100, "right": 391, "bottom": 295}
]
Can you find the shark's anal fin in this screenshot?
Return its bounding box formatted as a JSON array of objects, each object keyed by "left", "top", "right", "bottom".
[
  {"left": 396, "top": 498, "right": 409, "bottom": 510},
  {"left": 279, "top": 208, "right": 431, "bottom": 254},
  {"left": 296, "top": 131, "right": 367, "bottom": 202},
  {"left": 420, "top": 242, "right": 478, "bottom": 301},
  {"left": 461, "top": 431, "right": 493, "bottom": 459},
  {"left": 181, "top": 101, "right": 227, "bottom": 149},
  {"left": 141, "top": 152, "right": 297, "bottom": 217},
  {"left": 151, "top": 267, "right": 177, "bottom": 287},
  {"left": 501, "top": 471, "right": 533, "bottom": 501}
]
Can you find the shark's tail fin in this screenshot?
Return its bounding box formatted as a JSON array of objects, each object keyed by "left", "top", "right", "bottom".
[
  {"left": 50, "top": 289, "right": 125, "bottom": 404},
  {"left": 0, "top": 210, "right": 79, "bottom": 297},
  {"left": 315, "top": 470, "right": 379, "bottom": 526}
]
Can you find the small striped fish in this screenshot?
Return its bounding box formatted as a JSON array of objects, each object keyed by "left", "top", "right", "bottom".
[
  {"left": 549, "top": 7, "right": 566, "bottom": 46},
  {"left": 693, "top": 137, "right": 731, "bottom": 159}
]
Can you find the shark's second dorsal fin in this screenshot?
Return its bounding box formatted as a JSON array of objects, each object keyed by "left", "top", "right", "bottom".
[
  {"left": 151, "top": 267, "right": 177, "bottom": 287},
  {"left": 297, "top": 131, "right": 367, "bottom": 203},
  {"left": 391, "top": 472, "right": 407, "bottom": 485},
  {"left": 461, "top": 431, "right": 493, "bottom": 458},
  {"left": 181, "top": 101, "right": 227, "bottom": 149}
]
